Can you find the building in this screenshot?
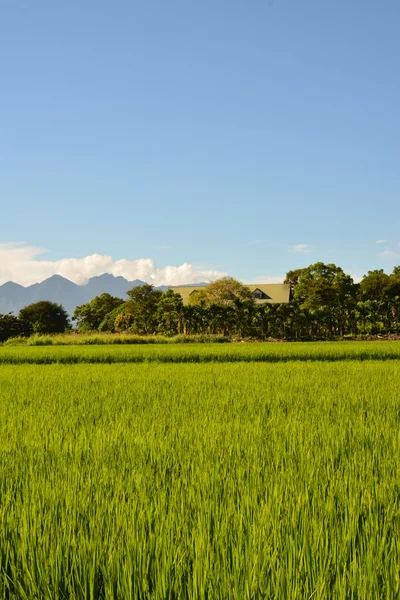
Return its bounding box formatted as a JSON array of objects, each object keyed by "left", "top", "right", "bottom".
[{"left": 170, "top": 284, "right": 291, "bottom": 305}]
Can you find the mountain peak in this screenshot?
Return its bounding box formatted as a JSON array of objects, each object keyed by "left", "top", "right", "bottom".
[
  {"left": 84, "top": 274, "right": 146, "bottom": 286},
  {"left": 85, "top": 273, "right": 123, "bottom": 283},
  {"left": 46, "top": 274, "right": 73, "bottom": 282},
  {"left": 38, "top": 275, "right": 79, "bottom": 288},
  {"left": 0, "top": 281, "right": 25, "bottom": 290}
]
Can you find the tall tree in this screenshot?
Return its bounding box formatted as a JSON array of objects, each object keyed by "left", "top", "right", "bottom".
[
  {"left": 284, "top": 268, "right": 304, "bottom": 290},
  {"left": 232, "top": 298, "right": 256, "bottom": 337},
  {"left": 290, "top": 263, "right": 355, "bottom": 309},
  {"left": 157, "top": 289, "right": 184, "bottom": 336},
  {"left": 99, "top": 305, "right": 127, "bottom": 332},
  {"left": 187, "top": 287, "right": 208, "bottom": 306},
  {"left": 182, "top": 305, "right": 208, "bottom": 335},
  {"left": 386, "top": 266, "right": 400, "bottom": 299},
  {"left": 359, "top": 269, "right": 390, "bottom": 301},
  {"left": 19, "top": 301, "right": 70, "bottom": 334},
  {"left": 0, "top": 313, "right": 23, "bottom": 342},
  {"left": 287, "top": 263, "right": 356, "bottom": 337},
  {"left": 203, "top": 277, "right": 253, "bottom": 306},
  {"left": 126, "top": 284, "right": 163, "bottom": 334},
  {"left": 73, "top": 293, "right": 124, "bottom": 331}
]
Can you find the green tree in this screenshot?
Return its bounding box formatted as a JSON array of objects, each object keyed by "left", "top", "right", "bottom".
[
  {"left": 157, "top": 289, "right": 183, "bottom": 336},
  {"left": 73, "top": 294, "right": 124, "bottom": 331},
  {"left": 203, "top": 277, "right": 253, "bottom": 306},
  {"left": 98, "top": 304, "right": 127, "bottom": 332},
  {"left": 19, "top": 301, "right": 70, "bottom": 334},
  {"left": 386, "top": 266, "right": 400, "bottom": 299},
  {"left": 287, "top": 263, "right": 356, "bottom": 337},
  {"left": 187, "top": 287, "right": 208, "bottom": 306},
  {"left": 284, "top": 268, "right": 304, "bottom": 290},
  {"left": 358, "top": 268, "right": 400, "bottom": 333},
  {"left": 292, "top": 263, "right": 355, "bottom": 310},
  {"left": 126, "top": 284, "right": 163, "bottom": 334},
  {"left": 204, "top": 303, "right": 234, "bottom": 335},
  {"left": 182, "top": 305, "right": 208, "bottom": 335},
  {"left": 254, "top": 304, "right": 271, "bottom": 339},
  {"left": 0, "top": 313, "right": 23, "bottom": 342},
  {"left": 359, "top": 270, "right": 390, "bottom": 301},
  {"left": 232, "top": 298, "right": 256, "bottom": 337},
  {"left": 355, "top": 300, "right": 383, "bottom": 334}
]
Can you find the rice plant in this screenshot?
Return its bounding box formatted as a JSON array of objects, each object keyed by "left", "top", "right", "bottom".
[
  {"left": 0, "top": 360, "right": 399, "bottom": 598},
  {"left": 1, "top": 340, "right": 400, "bottom": 364}
]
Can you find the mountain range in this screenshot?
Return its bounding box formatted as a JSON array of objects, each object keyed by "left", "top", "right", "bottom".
[{"left": 0, "top": 274, "right": 166, "bottom": 317}]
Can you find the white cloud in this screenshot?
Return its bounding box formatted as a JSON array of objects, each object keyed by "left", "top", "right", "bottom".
[
  {"left": 153, "top": 245, "right": 171, "bottom": 250},
  {"left": 376, "top": 240, "right": 387, "bottom": 245},
  {"left": 0, "top": 242, "right": 227, "bottom": 287},
  {"left": 290, "top": 244, "right": 311, "bottom": 253}
]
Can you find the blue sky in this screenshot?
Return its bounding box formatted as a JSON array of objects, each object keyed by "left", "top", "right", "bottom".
[{"left": 1, "top": 0, "right": 400, "bottom": 285}]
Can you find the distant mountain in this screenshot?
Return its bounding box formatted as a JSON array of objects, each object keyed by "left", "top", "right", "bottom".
[
  {"left": 81, "top": 274, "right": 145, "bottom": 302},
  {"left": 0, "top": 282, "right": 28, "bottom": 314},
  {"left": 27, "top": 275, "right": 85, "bottom": 316},
  {"left": 0, "top": 274, "right": 146, "bottom": 318}
]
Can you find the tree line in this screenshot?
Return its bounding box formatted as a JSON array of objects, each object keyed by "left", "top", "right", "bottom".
[{"left": 1, "top": 262, "right": 400, "bottom": 342}]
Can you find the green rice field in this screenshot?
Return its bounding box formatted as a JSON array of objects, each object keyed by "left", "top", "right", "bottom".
[
  {"left": 1, "top": 340, "right": 400, "bottom": 364},
  {"left": 0, "top": 343, "right": 400, "bottom": 598}
]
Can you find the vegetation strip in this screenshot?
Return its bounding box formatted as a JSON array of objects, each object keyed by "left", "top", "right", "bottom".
[
  {"left": 3, "top": 265, "right": 400, "bottom": 344},
  {"left": 1, "top": 341, "right": 400, "bottom": 364}
]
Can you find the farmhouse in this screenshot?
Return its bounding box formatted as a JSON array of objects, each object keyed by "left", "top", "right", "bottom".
[{"left": 170, "top": 284, "right": 291, "bottom": 305}]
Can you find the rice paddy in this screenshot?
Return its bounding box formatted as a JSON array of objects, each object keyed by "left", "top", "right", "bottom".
[
  {"left": 0, "top": 343, "right": 399, "bottom": 598},
  {"left": 1, "top": 339, "right": 400, "bottom": 364}
]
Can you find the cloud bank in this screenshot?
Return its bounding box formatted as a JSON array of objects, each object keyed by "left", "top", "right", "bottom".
[{"left": 0, "top": 243, "right": 227, "bottom": 287}]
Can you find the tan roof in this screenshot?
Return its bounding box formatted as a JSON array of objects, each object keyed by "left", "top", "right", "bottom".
[
  {"left": 169, "top": 285, "right": 207, "bottom": 305},
  {"left": 246, "top": 284, "right": 291, "bottom": 304},
  {"left": 170, "top": 284, "right": 291, "bottom": 305}
]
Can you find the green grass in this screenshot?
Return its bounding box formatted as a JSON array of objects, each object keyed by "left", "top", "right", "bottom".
[
  {"left": 0, "top": 360, "right": 400, "bottom": 598},
  {"left": 0, "top": 340, "right": 400, "bottom": 364},
  {"left": 3, "top": 333, "right": 230, "bottom": 346}
]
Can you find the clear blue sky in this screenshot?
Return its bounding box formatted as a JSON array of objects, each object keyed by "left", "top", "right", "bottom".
[{"left": 1, "top": 0, "right": 400, "bottom": 284}]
